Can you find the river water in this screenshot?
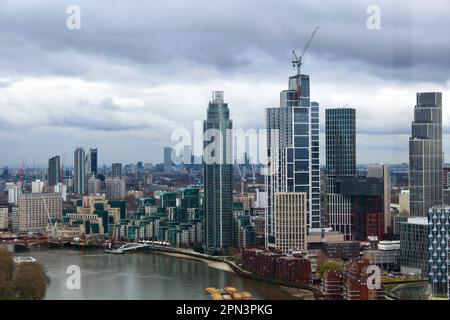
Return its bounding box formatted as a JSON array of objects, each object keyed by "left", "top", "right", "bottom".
[{"left": 5, "top": 246, "right": 295, "bottom": 300}]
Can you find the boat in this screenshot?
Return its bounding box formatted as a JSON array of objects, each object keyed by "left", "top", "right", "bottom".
[
  {"left": 105, "top": 249, "right": 124, "bottom": 254},
  {"left": 205, "top": 287, "right": 220, "bottom": 295},
  {"left": 206, "top": 287, "right": 253, "bottom": 300}
]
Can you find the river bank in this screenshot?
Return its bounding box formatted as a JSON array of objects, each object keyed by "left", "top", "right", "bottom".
[{"left": 140, "top": 246, "right": 317, "bottom": 299}]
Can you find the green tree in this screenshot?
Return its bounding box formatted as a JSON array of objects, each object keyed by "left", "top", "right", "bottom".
[{"left": 318, "top": 261, "right": 344, "bottom": 277}]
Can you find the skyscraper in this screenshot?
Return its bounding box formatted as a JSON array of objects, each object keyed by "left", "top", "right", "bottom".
[
  {"left": 86, "top": 148, "right": 98, "bottom": 176},
  {"left": 367, "top": 164, "right": 391, "bottom": 234},
  {"left": 203, "top": 91, "right": 233, "bottom": 254},
  {"left": 266, "top": 66, "right": 320, "bottom": 250},
  {"left": 112, "top": 163, "right": 122, "bottom": 178},
  {"left": 325, "top": 108, "right": 356, "bottom": 239},
  {"left": 74, "top": 147, "right": 86, "bottom": 195},
  {"left": 48, "top": 156, "right": 61, "bottom": 186},
  {"left": 409, "top": 92, "right": 443, "bottom": 217},
  {"left": 164, "top": 147, "right": 174, "bottom": 174}
]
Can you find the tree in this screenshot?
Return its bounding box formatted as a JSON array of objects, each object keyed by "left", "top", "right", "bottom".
[
  {"left": 0, "top": 248, "right": 50, "bottom": 300},
  {"left": 13, "top": 262, "right": 50, "bottom": 300},
  {"left": 318, "top": 261, "right": 344, "bottom": 277}
]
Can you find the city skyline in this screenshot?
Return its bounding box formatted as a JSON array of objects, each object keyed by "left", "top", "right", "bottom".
[{"left": 0, "top": 1, "right": 449, "bottom": 166}]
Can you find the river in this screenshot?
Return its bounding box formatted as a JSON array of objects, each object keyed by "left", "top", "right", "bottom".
[{"left": 4, "top": 246, "right": 296, "bottom": 300}]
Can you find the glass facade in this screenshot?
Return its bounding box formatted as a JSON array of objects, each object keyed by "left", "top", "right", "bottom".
[
  {"left": 203, "top": 91, "right": 233, "bottom": 253},
  {"left": 409, "top": 92, "right": 443, "bottom": 217},
  {"left": 266, "top": 72, "right": 321, "bottom": 249}
]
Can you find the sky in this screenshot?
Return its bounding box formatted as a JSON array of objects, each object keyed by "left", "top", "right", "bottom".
[{"left": 0, "top": 0, "right": 449, "bottom": 167}]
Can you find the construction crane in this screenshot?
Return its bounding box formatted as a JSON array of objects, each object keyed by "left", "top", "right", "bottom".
[
  {"left": 292, "top": 26, "right": 320, "bottom": 77},
  {"left": 237, "top": 165, "right": 247, "bottom": 196},
  {"left": 42, "top": 193, "right": 58, "bottom": 238}
]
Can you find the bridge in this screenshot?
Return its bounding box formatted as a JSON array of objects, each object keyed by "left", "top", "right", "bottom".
[
  {"left": 106, "top": 242, "right": 151, "bottom": 253},
  {"left": 106, "top": 241, "right": 173, "bottom": 254}
]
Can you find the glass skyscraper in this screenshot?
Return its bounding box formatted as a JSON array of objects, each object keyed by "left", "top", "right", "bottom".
[
  {"left": 266, "top": 70, "right": 321, "bottom": 250},
  {"left": 325, "top": 108, "right": 356, "bottom": 240},
  {"left": 48, "top": 155, "right": 61, "bottom": 186},
  {"left": 74, "top": 147, "right": 86, "bottom": 195},
  {"left": 409, "top": 92, "right": 443, "bottom": 217},
  {"left": 203, "top": 91, "right": 233, "bottom": 254}
]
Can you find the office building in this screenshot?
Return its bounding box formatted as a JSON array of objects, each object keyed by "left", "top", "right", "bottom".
[
  {"left": 409, "top": 92, "right": 443, "bottom": 217},
  {"left": 18, "top": 193, "right": 62, "bottom": 233},
  {"left": 164, "top": 147, "right": 174, "bottom": 174},
  {"left": 367, "top": 164, "right": 391, "bottom": 234},
  {"left": 74, "top": 148, "right": 86, "bottom": 195},
  {"left": 48, "top": 156, "right": 61, "bottom": 186},
  {"left": 428, "top": 206, "right": 450, "bottom": 298},
  {"left": 400, "top": 217, "right": 429, "bottom": 276},
  {"left": 266, "top": 64, "right": 320, "bottom": 251},
  {"left": 203, "top": 91, "right": 233, "bottom": 253},
  {"left": 335, "top": 176, "right": 384, "bottom": 241},
  {"left": 325, "top": 108, "right": 356, "bottom": 239},
  {"left": 88, "top": 148, "right": 98, "bottom": 175},
  {"left": 112, "top": 163, "right": 122, "bottom": 178}
]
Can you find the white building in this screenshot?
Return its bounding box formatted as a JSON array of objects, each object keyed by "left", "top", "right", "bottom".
[
  {"left": 105, "top": 177, "right": 125, "bottom": 200},
  {"left": 399, "top": 190, "right": 410, "bottom": 215},
  {"left": 54, "top": 183, "right": 67, "bottom": 201},
  {"left": 273, "top": 192, "right": 308, "bottom": 254},
  {"left": 31, "top": 179, "right": 45, "bottom": 193},
  {"left": 6, "top": 183, "right": 21, "bottom": 205},
  {"left": 18, "top": 193, "right": 62, "bottom": 234}
]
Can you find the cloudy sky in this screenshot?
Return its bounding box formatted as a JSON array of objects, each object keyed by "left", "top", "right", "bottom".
[{"left": 0, "top": 0, "right": 449, "bottom": 167}]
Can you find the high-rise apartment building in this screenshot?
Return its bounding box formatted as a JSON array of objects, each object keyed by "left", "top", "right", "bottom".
[
  {"left": 266, "top": 66, "right": 320, "bottom": 250},
  {"left": 428, "top": 206, "right": 450, "bottom": 298},
  {"left": 273, "top": 192, "right": 308, "bottom": 254},
  {"left": 203, "top": 91, "right": 233, "bottom": 253},
  {"left": 325, "top": 108, "right": 356, "bottom": 240},
  {"left": 31, "top": 179, "right": 45, "bottom": 194},
  {"left": 74, "top": 148, "right": 86, "bottom": 195},
  {"left": 409, "top": 92, "right": 443, "bottom": 217},
  {"left": 105, "top": 177, "right": 126, "bottom": 200},
  {"left": 17, "top": 193, "right": 62, "bottom": 233},
  {"left": 367, "top": 164, "right": 391, "bottom": 234},
  {"left": 48, "top": 156, "right": 61, "bottom": 186}
]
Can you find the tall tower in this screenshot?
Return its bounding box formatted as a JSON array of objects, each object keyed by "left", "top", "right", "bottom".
[
  {"left": 265, "top": 66, "right": 321, "bottom": 250},
  {"left": 409, "top": 92, "right": 443, "bottom": 217},
  {"left": 48, "top": 155, "right": 61, "bottom": 187},
  {"left": 74, "top": 148, "right": 86, "bottom": 195},
  {"left": 203, "top": 91, "right": 233, "bottom": 254},
  {"left": 325, "top": 108, "right": 356, "bottom": 240},
  {"left": 367, "top": 164, "right": 391, "bottom": 234},
  {"left": 88, "top": 148, "right": 98, "bottom": 175}
]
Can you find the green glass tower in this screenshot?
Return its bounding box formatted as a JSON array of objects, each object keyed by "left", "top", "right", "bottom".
[{"left": 203, "top": 91, "right": 233, "bottom": 254}]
